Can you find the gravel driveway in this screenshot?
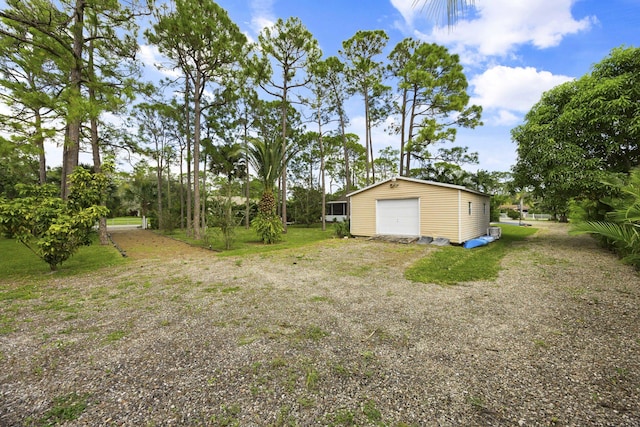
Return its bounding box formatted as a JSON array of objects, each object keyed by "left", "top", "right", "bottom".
[{"left": 1, "top": 222, "right": 639, "bottom": 426}]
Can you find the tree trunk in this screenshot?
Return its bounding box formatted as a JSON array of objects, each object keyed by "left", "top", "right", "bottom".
[
  {"left": 364, "top": 90, "right": 370, "bottom": 185},
  {"left": 201, "top": 151, "right": 206, "bottom": 231},
  {"left": 339, "top": 114, "right": 351, "bottom": 219},
  {"left": 34, "top": 111, "right": 46, "bottom": 185},
  {"left": 399, "top": 87, "right": 408, "bottom": 176},
  {"left": 406, "top": 88, "right": 419, "bottom": 176},
  {"left": 88, "top": 34, "right": 108, "bottom": 245},
  {"left": 61, "top": 0, "right": 85, "bottom": 200},
  {"left": 156, "top": 140, "right": 163, "bottom": 230},
  {"left": 167, "top": 153, "right": 171, "bottom": 228},
  {"left": 280, "top": 75, "right": 289, "bottom": 233},
  {"left": 244, "top": 112, "right": 250, "bottom": 229},
  {"left": 192, "top": 71, "right": 202, "bottom": 239},
  {"left": 90, "top": 108, "right": 108, "bottom": 245},
  {"left": 319, "top": 120, "right": 326, "bottom": 232},
  {"left": 185, "top": 78, "right": 192, "bottom": 235},
  {"left": 179, "top": 144, "right": 185, "bottom": 229}
]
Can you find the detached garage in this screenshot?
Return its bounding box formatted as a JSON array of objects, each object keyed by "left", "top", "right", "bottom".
[{"left": 347, "top": 176, "right": 491, "bottom": 244}]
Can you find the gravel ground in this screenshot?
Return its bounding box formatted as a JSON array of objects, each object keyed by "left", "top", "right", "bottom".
[{"left": 1, "top": 222, "right": 639, "bottom": 426}]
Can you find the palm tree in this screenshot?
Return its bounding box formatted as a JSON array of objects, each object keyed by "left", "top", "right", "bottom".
[
  {"left": 246, "top": 136, "right": 296, "bottom": 243},
  {"left": 208, "top": 141, "right": 246, "bottom": 249},
  {"left": 413, "top": 0, "right": 474, "bottom": 27},
  {"left": 209, "top": 142, "right": 246, "bottom": 185}
]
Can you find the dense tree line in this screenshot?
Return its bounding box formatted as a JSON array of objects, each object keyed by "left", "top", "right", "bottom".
[
  {"left": 512, "top": 46, "right": 640, "bottom": 220},
  {"left": 0, "top": 0, "right": 490, "bottom": 250},
  {"left": 512, "top": 46, "right": 640, "bottom": 266}
]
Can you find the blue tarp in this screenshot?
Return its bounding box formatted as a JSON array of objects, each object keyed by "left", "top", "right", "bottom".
[{"left": 463, "top": 235, "right": 495, "bottom": 249}]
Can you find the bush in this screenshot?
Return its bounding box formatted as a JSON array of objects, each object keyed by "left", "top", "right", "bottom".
[
  {"left": 209, "top": 200, "right": 239, "bottom": 250},
  {"left": 252, "top": 212, "right": 284, "bottom": 244},
  {"left": 0, "top": 169, "right": 109, "bottom": 271},
  {"left": 334, "top": 220, "right": 350, "bottom": 238},
  {"left": 506, "top": 209, "right": 521, "bottom": 220}
]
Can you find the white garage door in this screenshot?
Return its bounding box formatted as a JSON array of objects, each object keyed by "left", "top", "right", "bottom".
[{"left": 376, "top": 198, "right": 420, "bottom": 236}]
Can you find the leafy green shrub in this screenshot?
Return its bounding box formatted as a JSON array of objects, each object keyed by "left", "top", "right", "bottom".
[
  {"left": 0, "top": 168, "right": 109, "bottom": 271},
  {"left": 210, "top": 198, "right": 240, "bottom": 250},
  {"left": 334, "top": 220, "right": 350, "bottom": 238},
  {"left": 506, "top": 209, "right": 521, "bottom": 220},
  {"left": 251, "top": 212, "right": 283, "bottom": 244}
]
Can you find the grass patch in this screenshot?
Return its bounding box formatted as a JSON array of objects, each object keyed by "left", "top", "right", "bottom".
[
  {"left": 0, "top": 314, "right": 15, "bottom": 334},
  {"left": 305, "top": 365, "right": 320, "bottom": 390},
  {"left": 36, "top": 392, "right": 89, "bottom": 426},
  {"left": 309, "top": 295, "right": 332, "bottom": 303},
  {"left": 299, "top": 325, "right": 329, "bottom": 341},
  {"left": 0, "top": 235, "right": 126, "bottom": 281},
  {"left": 0, "top": 284, "right": 40, "bottom": 301},
  {"left": 210, "top": 403, "right": 241, "bottom": 426},
  {"left": 163, "top": 224, "right": 334, "bottom": 257},
  {"left": 106, "top": 216, "right": 142, "bottom": 226},
  {"left": 405, "top": 224, "right": 537, "bottom": 285},
  {"left": 104, "top": 330, "right": 127, "bottom": 343},
  {"left": 362, "top": 399, "right": 382, "bottom": 423},
  {"left": 533, "top": 339, "right": 549, "bottom": 348}
]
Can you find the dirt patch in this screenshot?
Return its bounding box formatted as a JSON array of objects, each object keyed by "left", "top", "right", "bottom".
[
  {"left": 108, "top": 229, "right": 212, "bottom": 260},
  {"left": 1, "top": 222, "right": 639, "bottom": 426}
]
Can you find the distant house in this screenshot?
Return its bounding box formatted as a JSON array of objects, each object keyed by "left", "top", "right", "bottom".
[
  {"left": 347, "top": 176, "right": 491, "bottom": 244},
  {"left": 500, "top": 204, "right": 530, "bottom": 216},
  {"left": 325, "top": 198, "right": 348, "bottom": 223}
]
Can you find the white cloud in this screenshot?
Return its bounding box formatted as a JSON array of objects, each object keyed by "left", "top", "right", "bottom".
[
  {"left": 410, "top": 0, "right": 595, "bottom": 58},
  {"left": 138, "top": 44, "right": 157, "bottom": 67},
  {"left": 250, "top": 0, "right": 276, "bottom": 34},
  {"left": 390, "top": 0, "right": 417, "bottom": 27},
  {"left": 138, "top": 44, "right": 181, "bottom": 78},
  {"left": 493, "top": 110, "right": 520, "bottom": 127},
  {"left": 470, "top": 65, "right": 573, "bottom": 114}
]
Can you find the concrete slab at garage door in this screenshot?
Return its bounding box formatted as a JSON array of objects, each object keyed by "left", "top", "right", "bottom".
[{"left": 376, "top": 198, "right": 420, "bottom": 236}]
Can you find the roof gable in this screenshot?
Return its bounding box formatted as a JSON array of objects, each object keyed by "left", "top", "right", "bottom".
[{"left": 346, "top": 176, "right": 488, "bottom": 198}]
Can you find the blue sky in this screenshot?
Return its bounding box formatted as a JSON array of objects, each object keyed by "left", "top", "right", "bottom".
[
  {"left": 5, "top": 0, "right": 633, "bottom": 173},
  {"left": 139, "top": 0, "right": 639, "bottom": 173}
]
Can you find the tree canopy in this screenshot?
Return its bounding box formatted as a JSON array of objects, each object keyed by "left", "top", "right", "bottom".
[
  {"left": 512, "top": 46, "right": 640, "bottom": 219},
  {"left": 0, "top": 1, "right": 499, "bottom": 251}
]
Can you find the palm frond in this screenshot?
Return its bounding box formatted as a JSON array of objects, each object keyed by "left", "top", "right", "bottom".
[
  {"left": 245, "top": 136, "right": 297, "bottom": 193},
  {"left": 606, "top": 202, "right": 640, "bottom": 223},
  {"left": 573, "top": 221, "right": 640, "bottom": 251}
]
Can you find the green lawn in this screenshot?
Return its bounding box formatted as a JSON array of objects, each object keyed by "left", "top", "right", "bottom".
[
  {"left": 165, "top": 223, "right": 337, "bottom": 256},
  {"left": 405, "top": 223, "right": 539, "bottom": 285},
  {"left": 0, "top": 236, "right": 126, "bottom": 280},
  {"left": 2, "top": 222, "right": 538, "bottom": 285},
  {"left": 106, "top": 216, "right": 142, "bottom": 226}
]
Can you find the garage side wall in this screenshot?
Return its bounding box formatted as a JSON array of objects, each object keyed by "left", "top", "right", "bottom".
[
  {"left": 349, "top": 180, "right": 460, "bottom": 241},
  {"left": 458, "top": 192, "right": 491, "bottom": 242}
]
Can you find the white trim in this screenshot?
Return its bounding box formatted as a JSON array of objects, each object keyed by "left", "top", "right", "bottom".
[
  {"left": 346, "top": 176, "right": 489, "bottom": 198},
  {"left": 458, "top": 190, "right": 462, "bottom": 244}
]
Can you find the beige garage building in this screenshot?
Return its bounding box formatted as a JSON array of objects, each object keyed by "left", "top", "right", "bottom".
[{"left": 347, "top": 176, "right": 491, "bottom": 244}]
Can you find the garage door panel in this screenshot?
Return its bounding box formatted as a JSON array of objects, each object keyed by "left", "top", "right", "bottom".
[{"left": 376, "top": 198, "right": 419, "bottom": 236}]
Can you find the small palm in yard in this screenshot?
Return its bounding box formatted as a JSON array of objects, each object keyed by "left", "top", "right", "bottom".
[
  {"left": 208, "top": 141, "right": 246, "bottom": 250},
  {"left": 246, "top": 135, "right": 295, "bottom": 244},
  {"left": 572, "top": 168, "right": 640, "bottom": 267}
]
